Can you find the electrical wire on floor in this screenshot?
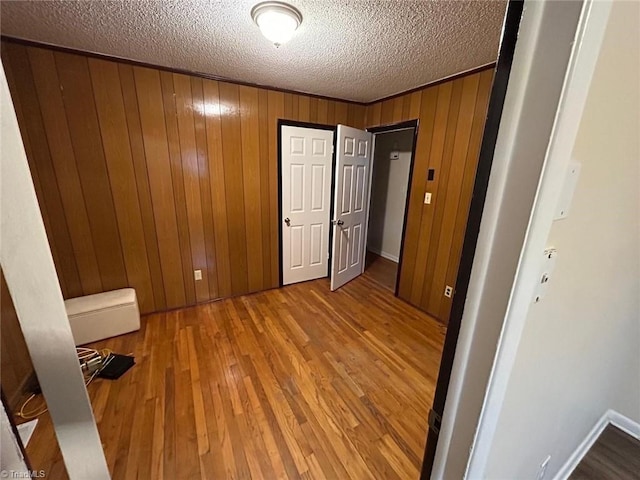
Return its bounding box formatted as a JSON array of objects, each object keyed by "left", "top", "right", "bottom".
[{"left": 17, "top": 347, "right": 113, "bottom": 420}]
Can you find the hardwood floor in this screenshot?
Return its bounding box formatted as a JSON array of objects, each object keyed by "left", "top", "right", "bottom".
[
  {"left": 570, "top": 425, "right": 640, "bottom": 479},
  {"left": 20, "top": 272, "right": 446, "bottom": 479},
  {"left": 365, "top": 251, "right": 398, "bottom": 292}
]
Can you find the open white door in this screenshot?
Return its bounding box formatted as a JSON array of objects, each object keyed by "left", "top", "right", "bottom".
[
  {"left": 281, "top": 126, "right": 334, "bottom": 285},
  {"left": 330, "top": 125, "right": 373, "bottom": 291}
]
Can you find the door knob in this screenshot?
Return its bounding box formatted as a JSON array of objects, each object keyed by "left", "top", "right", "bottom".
[
  {"left": 333, "top": 219, "right": 344, "bottom": 226},
  {"left": 284, "top": 217, "right": 291, "bottom": 226}
]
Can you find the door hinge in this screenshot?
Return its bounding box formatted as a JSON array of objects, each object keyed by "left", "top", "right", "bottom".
[{"left": 428, "top": 409, "right": 442, "bottom": 434}]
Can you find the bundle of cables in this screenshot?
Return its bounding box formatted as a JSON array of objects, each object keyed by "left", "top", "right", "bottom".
[{"left": 17, "top": 347, "right": 113, "bottom": 420}]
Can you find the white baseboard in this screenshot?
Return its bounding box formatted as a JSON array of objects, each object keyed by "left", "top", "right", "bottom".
[
  {"left": 367, "top": 248, "right": 399, "bottom": 263},
  {"left": 609, "top": 410, "right": 640, "bottom": 440},
  {"left": 554, "top": 409, "right": 640, "bottom": 480}
]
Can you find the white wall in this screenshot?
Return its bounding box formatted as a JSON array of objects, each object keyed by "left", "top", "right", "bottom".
[
  {"left": 483, "top": 2, "right": 640, "bottom": 478},
  {"left": 367, "top": 129, "right": 413, "bottom": 262}
]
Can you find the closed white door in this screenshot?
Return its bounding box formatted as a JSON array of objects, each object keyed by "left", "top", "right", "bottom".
[
  {"left": 330, "top": 125, "right": 373, "bottom": 291},
  {"left": 281, "top": 126, "right": 334, "bottom": 285}
]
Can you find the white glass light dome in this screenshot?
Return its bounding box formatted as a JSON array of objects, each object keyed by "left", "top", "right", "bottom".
[{"left": 251, "top": 2, "right": 303, "bottom": 47}]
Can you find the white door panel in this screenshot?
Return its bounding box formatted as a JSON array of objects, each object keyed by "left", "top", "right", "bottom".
[
  {"left": 330, "top": 125, "right": 373, "bottom": 291},
  {"left": 282, "top": 126, "right": 334, "bottom": 285}
]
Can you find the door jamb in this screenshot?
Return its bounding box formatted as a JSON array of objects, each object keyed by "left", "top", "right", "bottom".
[
  {"left": 365, "top": 119, "right": 419, "bottom": 296},
  {"left": 277, "top": 120, "right": 337, "bottom": 287}
]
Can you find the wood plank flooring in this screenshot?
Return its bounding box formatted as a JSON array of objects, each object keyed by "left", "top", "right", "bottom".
[
  {"left": 19, "top": 272, "right": 446, "bottom": 479},
  {"left": 365, "top": 251, "right": 398, "bottom": 293},
  {"left": 570, "top": 425, "right": 640, "bottom": 479}
]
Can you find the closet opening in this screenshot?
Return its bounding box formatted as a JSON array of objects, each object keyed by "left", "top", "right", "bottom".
[{"left": 365, "top": 120, "right": 418, "bottom": 294}]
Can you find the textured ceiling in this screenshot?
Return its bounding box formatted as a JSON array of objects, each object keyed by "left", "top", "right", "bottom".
[{"left": 0, "top": 0, "right": 507, "bottom": 103}]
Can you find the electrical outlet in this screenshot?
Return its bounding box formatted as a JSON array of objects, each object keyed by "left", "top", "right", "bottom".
[
  {"left": 194, "top": 269, "right": 202, "bottom": 281},
  {"left": 444, "top": 286, "right": 453, "bottom": 298},
  {"left": 537, "top": 455, "right": 551, "bottom": 480}
]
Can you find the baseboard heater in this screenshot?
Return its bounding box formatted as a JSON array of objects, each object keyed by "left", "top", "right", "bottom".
[{"left": 64, "top": 288, "right": 140, "bottom": 346}]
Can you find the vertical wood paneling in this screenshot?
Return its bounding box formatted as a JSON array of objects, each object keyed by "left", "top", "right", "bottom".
[
  {"left": 3, "top": 41, "right": 492, "bottom": 321},
  {"left": 191, "top": 77, "right": 219, "bottom": 301},
  {"left": 335, "top": 102, "right": 348, "bottom": 125},
  {"left": 2, "top": 43, "right": 83, "bottom": 298},
  {"left": 27, "top": 48, "right": 104, "bottom": 295},
  {"left": 426, "top": 75, "right": 480, "bottom": 314},
  {"left": 258, "top": 89, "right": 272, "bottom": 287},
  {"left": 411, "top": 81, "right": 459, "bottom": 305},
  {"left": 380, "top": 100, "right": 394, "bottom": 125},
  {"left": 367, "top": 71, "right": 493, "bottom": 323},
  {"left": 317, "top": 99, "right": 328, "bottom": 124},
  {"left": 174, "top": 73, "right": 211, "bottom": 303},
  {"left": 134, "top": 66, "right": 186, "bottom": 309},
  {"left": 55, "top": 52, "right": 128, "bottom": 292},
  {"left": 439, "top": 70, "right": 494, "bottom": 320},
  {"left": 397, "top": 87, "right": 438, "bottom": 299},
  {"left": 284, "top": 94, "right": 294, "bottom": 120},
  {"left": 392, "top": 97, "right": 404, "bottom": 122},
  {"left": 219, "top": 82, "right": 249, "bottom": 294},
  {"left": 160, "top": 71, "right": 197, "bottom": 307},
  {"left": 368, "top": 102, "right": 382, "bottom": 127},
  {"left": 119, "top": 64, "right": 167, "bottom": 311},
  {"left": 327, "top": 101, "right": 336, "bottom": 125},
  {"left": 89, "top": 58, "right": 155, "bottom": 313},
  {"left": 239, "top": 86, "right": 264, "bottom": 293},
  {"left": 419, "top": 79, "right": 464, "bottom": 308},
  {"left": 298, "top": 95, "right": 310, "bottom": 122},
  {"left": 267, "top": 91, "right": 285, "bottom": 288},
  {"left": 309, "top": 98, "right": 319, "bottom": 123},
  {"left": 203, "top": 79, "right": 233, "bottom": 299}
]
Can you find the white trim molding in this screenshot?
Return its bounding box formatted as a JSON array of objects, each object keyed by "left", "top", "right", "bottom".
[{"left": 554, "top": 410, "right": 640, "bottom": 480}]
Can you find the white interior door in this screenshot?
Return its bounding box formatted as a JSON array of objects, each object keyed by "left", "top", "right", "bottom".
[
  {"left": 330, "top": 125, "right": 373, "bottom": 291},
  {"left": 281, "top": 126, "right": 334, "bottom": 285}
]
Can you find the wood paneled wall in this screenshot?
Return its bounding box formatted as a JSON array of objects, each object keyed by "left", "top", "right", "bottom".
[
  {"left": 1, "top": 268, "right": 35, "bottom": 411},
  {"left": 2, "top": 40, "right": 491, "bottom": 323},
  {"left": 2, "top": 42, "right": 365, "bottom": 314},
  {"left": 366, "top": 69, "right": 493, "bottom": 322}
]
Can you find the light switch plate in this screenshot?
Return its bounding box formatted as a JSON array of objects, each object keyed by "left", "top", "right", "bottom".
[
  {"left": 194, "top": 270, "right": 202, "bottom": 281},
  {"left": 424, "top": 192, "right": 432, "bottom": 204}
]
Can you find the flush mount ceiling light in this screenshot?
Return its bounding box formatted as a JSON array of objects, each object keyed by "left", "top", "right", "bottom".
[{"left": 251, "top": 1, "right": 302, "bottom": 47}]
